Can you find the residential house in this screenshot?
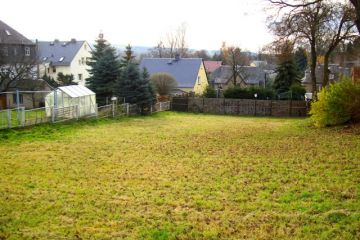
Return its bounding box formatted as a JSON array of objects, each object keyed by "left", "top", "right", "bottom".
[
  {"left": 2, "top": 79, "right": 52, "bottom": 109},
  {"left": 0, "top": 19, "right": 46, "bottom": 109},
  {"left": 0, "top": 20, "right": 37, "bottom": 65},
  {"left": 301, "top": 64, "right": 351, "bottom": 92},
  {"left": 204, "top": 61, "right": 222, "bottom": 75},
  {"left": 209, "top": 65, "right": 275, "bottom": 90},
  {"left": 139, "top": 57, "right": 209, "bottom": 95},
  {"left": 37, "top": 39, "right": 92, "bottom": 86}
]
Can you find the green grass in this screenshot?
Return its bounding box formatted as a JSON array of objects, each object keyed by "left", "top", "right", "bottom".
[{"left": 0, "top": 112, "right": 359, "bottom": 239}]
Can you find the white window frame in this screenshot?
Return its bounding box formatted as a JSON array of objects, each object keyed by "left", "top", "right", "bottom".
[{"left": 25, "top": 47, "right": 30, "bottom": 56}]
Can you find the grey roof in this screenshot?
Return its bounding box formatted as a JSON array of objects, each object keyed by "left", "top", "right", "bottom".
[
  {"left": 302, "top": 64, "right": 351, "bottom": 83},
  {"left": 37, "top": 40, "right": 85, "bottom": 66},
  {"left": 210, "top": 65, "right": 267, "bottom": 85},
  {"left": 0, "top": 19, "right": 34, "bottom": 45},
  {"left": 139, "top": 58, "right": 203, "bottom": 88},
  {"left": 7, "top": 79, "right": 52, "bottom": 91}
]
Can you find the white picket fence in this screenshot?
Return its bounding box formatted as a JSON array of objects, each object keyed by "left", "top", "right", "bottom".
[{"left": 0, "top": 101, "right": 171, "bottom": 130}]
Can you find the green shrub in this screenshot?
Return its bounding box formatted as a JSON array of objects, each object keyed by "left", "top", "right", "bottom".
[
  {"left": 223, "top": 86, "right": 275, "bottom": 100},
  {"left": 310, "top": 78, "right": 360, "bottom": 127},
  {"left": 290, "top": 83, "right": 306, "bottom": 100},
  {"left": 202, "top": 85, "right": 217, "bottom": 98}
]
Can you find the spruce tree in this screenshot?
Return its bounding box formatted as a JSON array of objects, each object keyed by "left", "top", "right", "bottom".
[
  {"left": 273, "top": 59, "right": 301, "bottom": 94},
  {"left": 294, "top": 47, "right": 308, "bottom": 78},
  {"left": 89, "top": 47, "right": 120, "bottom": 105},
  {"left": 116, "top": 64, "right": 155, "bottom": 114},
  {"left": 120, "top": 44, "right": 135, "bottom": 67},
  {"left": 86, "top": 33, "right": 120, "bottom": 105}
]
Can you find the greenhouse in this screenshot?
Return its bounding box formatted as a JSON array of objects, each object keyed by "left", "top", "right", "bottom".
[{"left": 45, "top": 85, "right": 97, "bottom": 118}]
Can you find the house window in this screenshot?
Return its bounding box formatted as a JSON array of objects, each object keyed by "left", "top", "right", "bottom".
[
  {"left": 78, "top": 74, "right": 83, "bottom": 80},
  {"left": 13, "top": 48, "right": 17, "bottom": 56},
  {"left": 25, "top": 47, "right": 30, "bottom": 56},
  {"left": 84, "top": 44, "right": 87, "bottom": 50},
  {"left": 81, "top": 57, "right": 85, "bottom": 64},
  {"left": 52, "top": 66, "right": 56, "bottom": 73},
  {"left": 13, "top": 94, "right": 23, "bottom": 104},
  {"left": 197, "top": 76, "right": 201, "bottom": 85},
  {"left": 47, "top": 68, "right": 50, "bottom": 74}
]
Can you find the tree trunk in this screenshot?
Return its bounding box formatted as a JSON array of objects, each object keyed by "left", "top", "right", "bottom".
[
  {"left": 310, "top": 42, "right": 317, "bottom": 95},
  {"left": 350, "top": 0, "right": 360, "bottom": 34},
  {"left": 322, "top": 53, "right": 331, "bottom": 87}
]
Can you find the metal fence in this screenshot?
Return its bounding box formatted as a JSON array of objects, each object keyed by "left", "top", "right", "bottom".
[{"left": 0, "top": 101, "right": 171, "bottom": 130}]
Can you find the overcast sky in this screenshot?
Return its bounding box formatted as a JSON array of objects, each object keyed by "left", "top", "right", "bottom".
[{"left": 2, "top": 0, "right": 274, "bottom": 52}]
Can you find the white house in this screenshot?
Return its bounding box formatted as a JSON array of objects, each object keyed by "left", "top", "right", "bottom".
[{"left": 37, "top": 39, "right": 92, "bottom": 86}]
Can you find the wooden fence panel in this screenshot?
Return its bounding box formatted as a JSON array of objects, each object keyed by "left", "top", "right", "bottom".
[{"left": 172, "top": 97, "right": 307, "bottom": 117}]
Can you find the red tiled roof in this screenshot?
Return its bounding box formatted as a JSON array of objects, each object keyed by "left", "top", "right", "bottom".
[{"left": 204, "top": 61, "right": 222, "bottom": 73}]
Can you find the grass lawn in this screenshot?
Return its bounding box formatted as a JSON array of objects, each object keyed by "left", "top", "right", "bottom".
[{"left": 0, "top": 112, "right": 359, "bottom": 239}]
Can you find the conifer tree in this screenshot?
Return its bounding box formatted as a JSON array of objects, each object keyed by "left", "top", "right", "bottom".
[
  {"left": 116, "top": 64, "right": 155, "bottom": 114},
  {"left": 294, "top": 47, "right": 308, "bottom": 78},
  {"left": 86, "top": 33, "right": 120, "bottom": 105},
  {"left": 273, "top": 59, "right": 301, "bottom": 94},
  {"left": 120, "top": 44, "right": 135, "bottom": 67}
]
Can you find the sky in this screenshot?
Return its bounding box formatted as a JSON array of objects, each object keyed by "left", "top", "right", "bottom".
[{"left": 1, "top": 0, "right": 274, "bottom": 52}]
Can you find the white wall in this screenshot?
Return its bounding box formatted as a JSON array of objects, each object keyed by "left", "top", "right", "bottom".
[
  {"left": 38, "top": 41, "right": 92, "bottom": 86},
  {"left": 70, "top": 41, "right": 92, "bottom": 86}
]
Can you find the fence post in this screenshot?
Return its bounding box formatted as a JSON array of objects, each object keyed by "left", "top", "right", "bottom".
[
  {"left": 254, "top": 99, "right": 257, "bottom": 116},
  {"left": 126, "top": 103, "right": 130, "bottom": 116},
  {"left": 289, "top": 99, "right": 293, "bottom": 117},
  {"left": 21, "top": 107, "right": 25, "bottom": 127},
  {"left": 270, "top": 100, "right": 273, "bottom": 116},
  {"left": 7, "top": 109, "right": 11, "bottom": 128}
]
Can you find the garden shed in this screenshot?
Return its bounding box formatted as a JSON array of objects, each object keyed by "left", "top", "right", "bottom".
[{"left": 45, "top": 85, "right": 96, "bottom": 118}]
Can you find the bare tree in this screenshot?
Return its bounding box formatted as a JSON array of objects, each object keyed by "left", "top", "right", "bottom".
[
  {"left": 350, "top": 0, "right": 360, "bottom": 33},
  {"left": 320, "top": 2, "right": 357, "bottom": 86},
  {"left": 165, "top": 31, "right": 178, "bottom": 58},
  {"left": 269, "top": 0, "right": 329, "bottom": 94},
  {"left": 269, "top": 0, "right": 360, "bottom": 34},
  {"left": 222, "top": 45, "right": 249, "bottom": 86},
  {"left": 0, "top": 45, "right": 38, "bottom": 92},
  {"left": 152, "top": 23, "right": 189, "bottom": 58},
  {"left": 175, "top": 22, "right": 188, "bottom": 57},
  {"left": 150, "top": 41, "right": 166, "bottom": 58}
]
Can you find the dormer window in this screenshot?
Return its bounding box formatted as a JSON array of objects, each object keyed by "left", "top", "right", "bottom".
[
  {"left": 59, "top": 57, "right": 64, "bottom": 62},
  {"left": 25, "top": 47, "right": 30, "bottom": 56},
  {"left": 5, "top": 30, "right": 11, "bottom": 36},
  {"left": 42, "top": 57, "right": 47, "bottom": 61}
]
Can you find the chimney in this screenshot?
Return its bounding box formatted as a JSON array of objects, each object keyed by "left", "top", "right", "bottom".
[
  {"left": 54, "top": 39, "right": 59, "bottom": 43},
  {"left": 70, "top": 38, "right": 76, "bottom": 43}
]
